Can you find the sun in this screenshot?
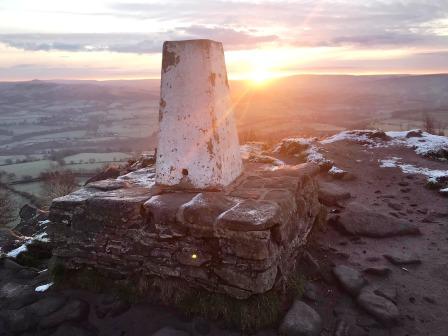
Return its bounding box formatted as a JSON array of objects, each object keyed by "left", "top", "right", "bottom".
[
  {"left": 249, "top": 67, "right": 273, "bottom": 85},
  {"left": 248, "top": 55, "right": 273, "bottom": 86}
]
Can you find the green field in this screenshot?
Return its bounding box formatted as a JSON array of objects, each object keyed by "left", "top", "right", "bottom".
[
  {"left": 63, "top": 152, "right": 131, "bottom": 163},
  {"left": 0, "top": 152, "right": 131, "bottom": 183},
  {"left": 0, "top": 160, "right": 58, "bottom": 180},
  {"left": 0, "top": 154, "right": 45, "bottom": 165}
]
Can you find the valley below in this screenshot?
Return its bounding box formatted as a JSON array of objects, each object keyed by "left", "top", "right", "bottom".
[{"left": 1, "top": 74, "right": 447, "bottom": 223}]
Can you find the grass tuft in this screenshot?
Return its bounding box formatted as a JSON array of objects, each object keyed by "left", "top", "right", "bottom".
[{"left": 50, "top": 257, "right": 311, "bottom": 333}]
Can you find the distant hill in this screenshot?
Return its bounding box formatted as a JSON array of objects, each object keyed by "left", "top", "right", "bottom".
[
  {"left": 1, "top": 74, "right": 447, "bottom": 142},
  {"left": 230, "top": 74, "right": 448, "bottom": 140},
  {"left": 0, "top": 79, "right": 159, "bottom": 105}
]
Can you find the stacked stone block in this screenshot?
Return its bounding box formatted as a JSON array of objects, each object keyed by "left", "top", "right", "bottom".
[{"left": 49, "top": 163, "right": 322, "bottom": 299}]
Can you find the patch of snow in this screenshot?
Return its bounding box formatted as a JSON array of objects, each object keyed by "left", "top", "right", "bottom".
[
  {"left": 6, "top": 230, "right": 51, "bottom": 257},
  {"left": 379, "top": 157, "right": 448, "bottom": 188},
  {"left": 329, "top": 166, "right": 345, "bottom": 174},
  {"left": 321, "top": 129, "right": 448, "bottom": 159},
  {"left": 240, "top": 142, "right": 266, "bottom": 159},
  {"left": 35, "top": 282, "right": 53, "bottom": 292},
  {"left": 379, "top": 157, "right": 402, "bottom": 168},
  {"left": 33, "top": 232, "right": 50, "bottom": 243},
  {"left": 386, "top": 130, "right": 448, "bottom": 158},
  {"left": 38, "top": 219, "right": 50, "bottom": 227},
  {"left": 241, "top": 142, "right": 284, "bottom": 166},
  {"left": 118, "top": 167, "right": 156, "bottom": 188},
  {"left": 7, "top": 243, "right": 28, "bottom": 258},
  {"left": 273, "top": 137, "right": 313, "bottom": 153},
  {"left": 274, "top": 137, "right": 330, "bottom": 166},
  {"left": 306, "top": 146, "right": 326, "bottom": 164},
  {"left": 321, "top": 131, "right": 372, "bottom": 145},
  {"left": 240, "top": 144, "right": 254, "bottom": 160},
  {"left": 250, "top": 155, "right": 284, "bottom": 166},
  {"left": 440, "top": 187, "right": 448, "bottom": 192}
]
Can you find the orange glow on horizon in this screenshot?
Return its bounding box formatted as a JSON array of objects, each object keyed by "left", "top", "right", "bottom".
[{"left": 0, "top": 41, "right": 447, "bottom": 82}]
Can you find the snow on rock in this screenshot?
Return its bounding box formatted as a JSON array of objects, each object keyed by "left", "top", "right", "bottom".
[
  {"left": 240, "top": 142, "right": 284, "bottom": 165},
  {"left": 440, "top": 187, "right": 448, "bottom": 196},
  {"left": 328, "top": 166, "right": 345, "bottom": 174},
  {"left": 240, "top": 142, "right": 268, "bottom": 159},
  {"left": 379, "top": 157, "right": 448, "bottom": 191},
  {"left": 35, "top": 282, "right": 54, "bottom": 292},
  {"left": 273, "top": 137, "right": 313, "bottom": 154},
  {"left": 6, "top": 243, "right": 28, "bottom": 258},
  {"left": 321, "top": 130, "right": 389, "bottom": 147},
  {"left": 117, "top": 167, "right": 156, "bottom": 188},
  {"left": 328, "top": 166, "right": 354, "bottom": 180},
  {"left": 38, "top": 219, "right": 50, "bottom": 227},
  {"left": 306, "top": 146, "right": 327, "bottom": 165},
  {"left": 249, "top": 155, "right": 284, "bottom": 166},
  {"left": 386, "top": 130, "right": 448, "bottom": 159},
  {"left": 5, "top": 231, "right": 50, "bottom": 257},
  {"left": 274, "top": 137, "right": 332, "bottom": 167},
  {"left": 379, "top": 157, "right": 403, "bottom": 168},
  {"left": 33, "top": 232, "right": 50, "bottom": 243},
  {"left": 322, "top": 129, "right": 448, "bottom": 160}
]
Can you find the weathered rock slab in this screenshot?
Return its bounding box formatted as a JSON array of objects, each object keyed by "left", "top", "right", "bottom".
[
  {"left": 217, "top": 199, "right": 280, "bottom": 231},
  {"left": 152, "top": 326, "right": 190, "bottom": 336},
  {"left": 357, "top": 287, "right": 399, "bottom": 325},
  {"left": 50, "top": 324, "right": 96, "bottom": 336},
  {"left": 384, "top": 252, "right": 421, "bottom": 265},
  {"left": 318, "top": 182, "right": 351, "bottom": 206},
  {"left": 40, "top": 299, "right": 89, "bottom": 329},
  {"left": 333, "top": 265, "right": 366, "bottom": 296},
  {"left": 332, "top": 202, "right": 420, "bottom": 238},
  {"left": 279, "top": 300, "right": 323, "bottom": 336}
]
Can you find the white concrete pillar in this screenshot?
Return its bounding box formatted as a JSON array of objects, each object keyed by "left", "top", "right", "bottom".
[{"left": 155, "top": 39, "right": 243, "bottom": 189}]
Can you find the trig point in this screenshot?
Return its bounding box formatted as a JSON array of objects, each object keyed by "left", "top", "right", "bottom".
[
  {"left": 156, "top": 39, "right": 243, "bottom": 189},
  {"left": 48, "top": 40, "right": 323, "bottom": 301}
]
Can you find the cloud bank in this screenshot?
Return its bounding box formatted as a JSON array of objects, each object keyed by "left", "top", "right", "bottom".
[
  {"left": 0, "top": 0, "right": 447, "bottom": 79},
  {"left": 1, "top": 0, "right": 447, "bottom": 53}
]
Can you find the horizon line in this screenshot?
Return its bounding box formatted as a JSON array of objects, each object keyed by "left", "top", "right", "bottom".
[{"left": 2, "top": 72, "right": 448, "bottom": 83}]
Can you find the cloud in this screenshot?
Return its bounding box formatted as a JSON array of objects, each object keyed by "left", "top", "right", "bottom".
[
  {"left": 181, "top": 26, "right": 278, "bottom": 46},
  {"left": 1, "top": 0, "right": 448, "bottom": 79},
  {"left": 3, "top": 1, "right": 446, "bottom": 51},
  {"left": 0, "top": 34, "right": 162, "bottom": 53},
  {"left": 0, "top": 26, "right": 278, "bottom": 54},
  {"left": 281, "top": 50, "right": 448, "bottom": 73},
  {"left": 107, "top": 0, "right": 448, "bottom": 48},
  {"left": 0, "top": 63, "right": 159, "bottom": 80}
]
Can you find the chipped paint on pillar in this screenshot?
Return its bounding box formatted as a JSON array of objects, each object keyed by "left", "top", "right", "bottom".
[{"left": 156, "top": 39, "right": 243, "bottom": 189}]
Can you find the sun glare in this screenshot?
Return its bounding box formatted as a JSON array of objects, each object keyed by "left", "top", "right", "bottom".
[{"left": 250, "top": 67, "right": 273, "bottom": 85}]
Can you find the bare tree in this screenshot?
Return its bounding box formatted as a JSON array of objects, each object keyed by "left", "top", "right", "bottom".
[
  {"left": 40, "top": 170, "right": 78, "bottom": 208},
  {"left": 436, "top": 121, "right": 446, "bottom": 136},
  {"left": 0, "top": 190, "right": 15, "bottom": 226},
  {"left": 423, "top": 112, "right": 436, "bottom": 134}
]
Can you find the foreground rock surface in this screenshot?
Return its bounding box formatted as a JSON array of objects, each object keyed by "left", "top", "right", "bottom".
[
  {"left": 279, "top": 300, "right": 323, "bottom": 336},
  {"left": 3, "top": 130, "right": 448, "bottom": 335},
  {"left": 333, "top": 265, "right": 366, "bottom": 296},
  {"left": 383, "top": 252, "right": 421, "bottom": 265},
  {"left": 357, "top": 287, "right": 399, "bottom": 325},
  {"left": 332, "top": 202, "right": 420, "bottom": 237},
  {"left": 317, "top": 182, "right": 351, "bottom": 206}
]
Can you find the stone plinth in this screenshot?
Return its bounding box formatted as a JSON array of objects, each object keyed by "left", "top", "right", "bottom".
[
  {"left": 48, "top": 162, "right": 323, "bottom": 299},
  {"left": 156, "top": 40, "right": 242, "bottom": 189}
]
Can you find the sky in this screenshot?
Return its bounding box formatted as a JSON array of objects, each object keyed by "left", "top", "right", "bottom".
[{"left": 0, "top": 0, "right": 447, "bottom": 81}]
